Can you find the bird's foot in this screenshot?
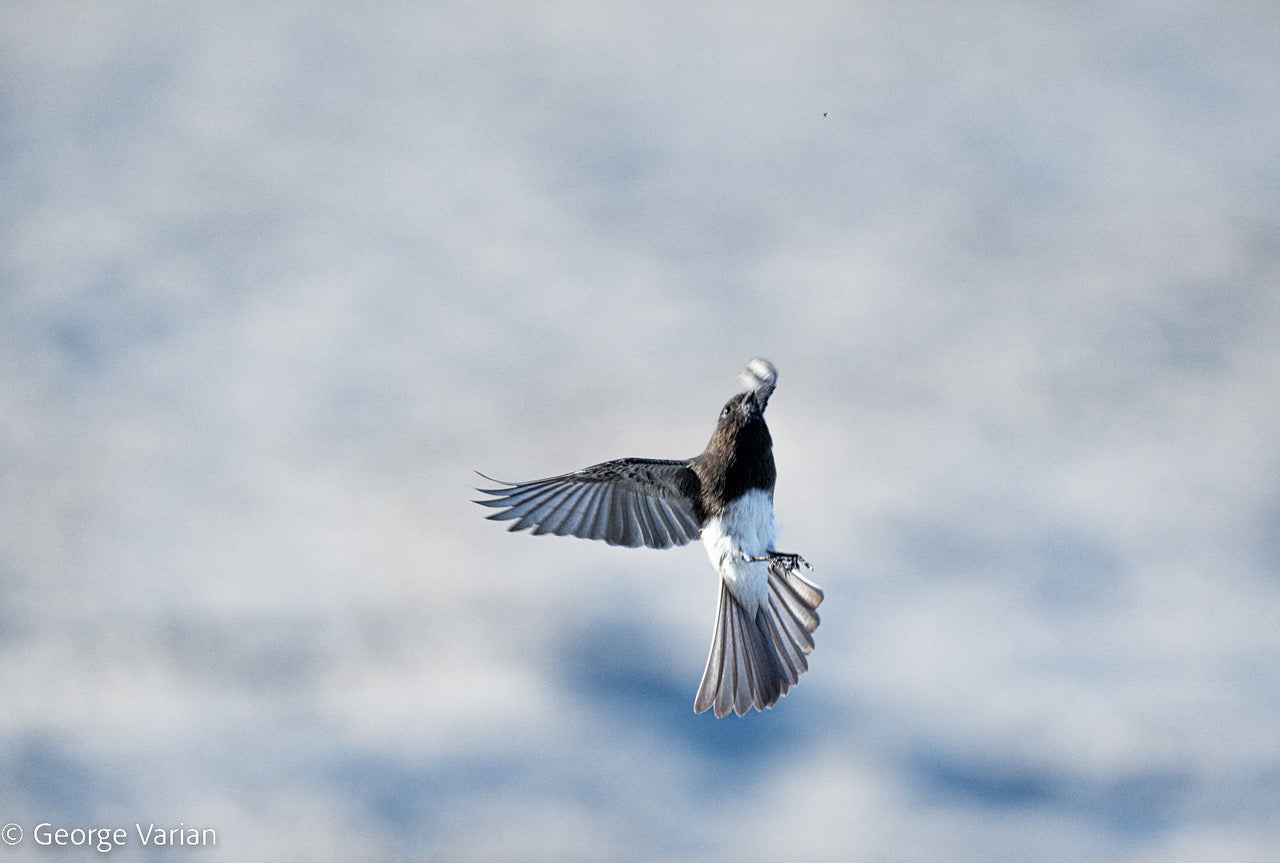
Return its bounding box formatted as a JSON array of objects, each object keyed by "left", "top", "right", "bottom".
[{"left": 745, "top": 551, "right": 812, "bottom": 571}]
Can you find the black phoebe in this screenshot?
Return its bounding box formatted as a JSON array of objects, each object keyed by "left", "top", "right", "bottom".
[{"left": 475, "top": 359, "right": 822, "bottom": 718}]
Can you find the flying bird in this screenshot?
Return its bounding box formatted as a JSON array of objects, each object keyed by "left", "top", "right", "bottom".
[{"left": 475, "top": 358, "right": 822, "bottom": 718}]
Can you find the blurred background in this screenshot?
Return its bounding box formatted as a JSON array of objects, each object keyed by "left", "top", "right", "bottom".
[{"left": 3, "top": 2, "right": 1279, "bottom": 860}]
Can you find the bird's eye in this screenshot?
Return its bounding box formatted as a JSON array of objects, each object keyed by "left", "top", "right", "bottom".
[{"left": 721, "top": 405, "right": 730, "bottom": 417}]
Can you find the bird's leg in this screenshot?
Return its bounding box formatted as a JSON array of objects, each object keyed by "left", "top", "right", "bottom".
[{"left": 743, "top": 550, "right": 811, "bottom": 571}]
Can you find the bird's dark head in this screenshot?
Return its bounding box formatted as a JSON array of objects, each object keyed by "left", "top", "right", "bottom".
[
  {"left": 697, "top": 358, "right": 779, "bottom": 505},
  {"left": 714, "top": 358, "right": 777, "bottom": 434},
  {"left": 706, "top": 358, "right": 774, "bottom": 447},
  {"left": 712, "top": 390, "right": 765, "bottom": 442}
]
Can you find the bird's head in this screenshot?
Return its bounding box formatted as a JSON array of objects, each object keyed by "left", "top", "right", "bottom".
[{"left": 712, "top": 357, "right": 776, "bottom": 437}]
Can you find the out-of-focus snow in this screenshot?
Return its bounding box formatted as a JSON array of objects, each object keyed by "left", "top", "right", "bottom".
[{"left": 3, "top": 3, "right": 1279, "bottom": 860}]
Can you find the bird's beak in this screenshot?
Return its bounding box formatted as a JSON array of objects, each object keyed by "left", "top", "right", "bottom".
[
  {"left": 748, "top": 388, "right": 770, "bottom": 414},
  {"left": 739, "top": 358, "right": 777, "bottom": 412}
]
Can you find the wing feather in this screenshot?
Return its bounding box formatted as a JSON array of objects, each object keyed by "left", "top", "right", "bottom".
[{"left": 475, "top": 458, "right": 702, "bottom": 550}]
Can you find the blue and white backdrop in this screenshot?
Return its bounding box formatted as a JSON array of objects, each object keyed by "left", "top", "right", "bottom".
[{"left": 2, "top": 3, "right": 1279, "bottom": 860}]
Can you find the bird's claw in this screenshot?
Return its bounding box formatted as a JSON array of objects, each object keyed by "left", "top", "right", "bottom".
[{"left": 744, "top": 551, "right": 812, "bottom": 571}]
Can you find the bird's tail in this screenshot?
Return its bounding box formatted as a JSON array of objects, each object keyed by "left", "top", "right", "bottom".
[{"left": 694, "top": 560, "right": 823, "bottom": 718}]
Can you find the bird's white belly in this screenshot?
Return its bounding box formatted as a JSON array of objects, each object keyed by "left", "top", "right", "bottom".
[{"left": 701, "top": 488, "right": 776, "bottom": 615}]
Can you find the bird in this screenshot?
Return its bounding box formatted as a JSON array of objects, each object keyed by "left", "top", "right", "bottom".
[{"left": 475, "top": 358, "right": 822, "bottom": 718}]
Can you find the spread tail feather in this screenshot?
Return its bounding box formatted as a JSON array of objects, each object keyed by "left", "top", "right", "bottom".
[{"left": 694, "top": 560, "right": 824, "bottom": 718}]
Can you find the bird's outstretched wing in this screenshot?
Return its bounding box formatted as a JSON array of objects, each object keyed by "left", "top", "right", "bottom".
[{"left": 475, "top": 458, "right": 703, "bottom": 549}]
